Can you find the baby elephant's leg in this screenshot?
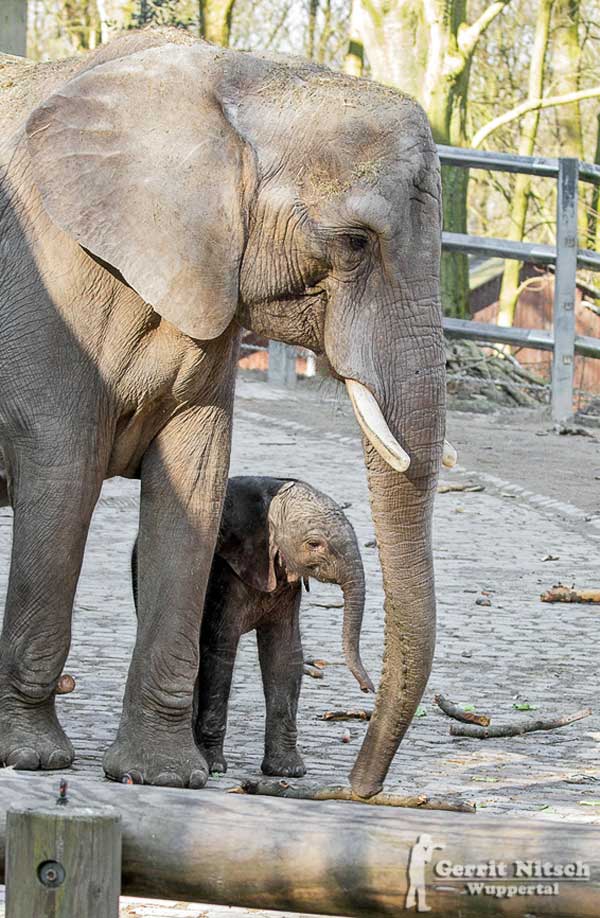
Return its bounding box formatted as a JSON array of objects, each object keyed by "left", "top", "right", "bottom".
[
  {"left": 194, "top": 614, "right": 240, "bottom": 775},
  {"left": 257, "top": 587, "right": 306, "bottom": 777}
]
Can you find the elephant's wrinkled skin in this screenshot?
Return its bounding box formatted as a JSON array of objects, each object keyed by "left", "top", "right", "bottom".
[
  {"left": 134, "top": 476, "right": 373, "bottom": 777},
  {"left": 0, "top": 27, "right": 446, "bottom": 795}
]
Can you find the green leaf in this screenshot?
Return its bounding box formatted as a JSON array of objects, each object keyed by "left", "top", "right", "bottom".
[
  {"left": 472, "top": 776, "right": 499, "bottom": 783},
  {"left": 513, "top": 703, "right": 536, "bottom": 711},
  {"left": 415, "top": 706, "right": 427, "bottom": 717},
  {"left": 461, "top": 704, "right": 476, "bottom": 712},
  {"left": 578, "top": 800, "right": 600, "bottom": 806}
]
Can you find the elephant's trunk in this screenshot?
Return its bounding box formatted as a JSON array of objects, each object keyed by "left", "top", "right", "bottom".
[
  {"left": 340, "top": 560, "right": 374, "bottom": 694},
  {"left": 348, "top": 366, "right": 445, "bottom": 799}
]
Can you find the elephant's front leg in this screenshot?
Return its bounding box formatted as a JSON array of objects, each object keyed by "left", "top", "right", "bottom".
[
  {"left": 0, "top": 439, "right": 107, "bottom": 769},
  {"left": 257, "top": 588, "right": 306, "bottom": 778},
  {"left": 104, "top": 407, "right": 231, "bottom": 788}
]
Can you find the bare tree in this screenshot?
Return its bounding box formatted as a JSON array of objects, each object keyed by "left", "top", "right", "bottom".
[
  {"left": 495, "top": 0, "right": 554, "bottom": 328},
  {"left": 345, "top": 0, "right": 512, "bottom": 317}
]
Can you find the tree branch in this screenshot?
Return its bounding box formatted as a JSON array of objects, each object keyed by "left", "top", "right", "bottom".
[
  {"left": 458, "top": 0, "right": 512, "bottom": 58},
  {"left": 472, "top": 86, "right": 600, "bottom": 148}
]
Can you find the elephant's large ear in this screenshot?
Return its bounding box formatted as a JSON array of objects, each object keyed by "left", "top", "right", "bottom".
[{"left": 25, "top": 44, "right": 247, "bottom": 340}]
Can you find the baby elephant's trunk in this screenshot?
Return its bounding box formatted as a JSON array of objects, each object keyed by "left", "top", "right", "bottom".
[{"left": 340, "top": 560, "right": 375, "bottom": 694}]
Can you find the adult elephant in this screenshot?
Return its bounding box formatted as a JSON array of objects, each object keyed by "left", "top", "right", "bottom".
[{"left": 0, "top": 28, "right": 454, "bottom": 796}]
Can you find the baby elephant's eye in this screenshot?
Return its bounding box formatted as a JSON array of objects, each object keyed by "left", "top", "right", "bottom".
[
  {"left": 306, "top": 539, "right": 323, "bottom": 550},
  {"left": 345, "top": 234, "right": 368, "bottom": 253}
]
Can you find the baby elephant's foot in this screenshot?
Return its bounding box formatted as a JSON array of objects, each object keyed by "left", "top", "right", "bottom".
[
  {"left": 262, "top": 747, "right": 306, "bottom": 778},
  {"left": 204, "top": 746, "right": 228, "bottom": 775}
]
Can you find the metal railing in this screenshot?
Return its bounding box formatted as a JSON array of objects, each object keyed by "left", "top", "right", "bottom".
[
  {"left": 439, "top": 146, "right": 600, "bottom": 422},
  {"left": 267, "top": 146, "right": 600, "bottom": 422}
]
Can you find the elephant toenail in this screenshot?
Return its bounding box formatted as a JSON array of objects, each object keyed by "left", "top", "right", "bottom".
[
  {"left": 154, "top": 772, "right": 184, "bottom": 787},
  {"left": 189, "top": 769, "right": 209, "bottom": 789},
  {"left": 46, "top": 750, "right": 73, "bottom": 769},
  {"left": 121, "top": 770, "right": 144, "bottom": 785},
  {"left": 6, "top": 748, "right": 39, "bottom": 769}
]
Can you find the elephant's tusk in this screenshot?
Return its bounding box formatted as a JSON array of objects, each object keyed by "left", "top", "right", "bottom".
[
  {"left": 345, "top": 380, "right": 410, "bottom": 472},
  {"left": 443, "top": 440, "right": 458, "bottom": 468}
]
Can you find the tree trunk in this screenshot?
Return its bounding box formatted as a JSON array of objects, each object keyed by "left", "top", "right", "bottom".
[
  {"left": 344, "top": 2, "right": 365, "bottom": 79},
  {"left": 96, "top": 0, "right": 134, "bottom": 43},
  {"left": 199, "top": 0, "right": 236, "bottom": 45},
  {"left": 306, "top": 0, "right": 318, "bottom": 60},
  {"left": 587, "top": 112, "right": 600, "bottom": 252},
  {"left": 496, "top": 0, "right": 555, "bottom": 328},
  {"left": 351, "top": 0, "right": 510, "bottom": 320}
]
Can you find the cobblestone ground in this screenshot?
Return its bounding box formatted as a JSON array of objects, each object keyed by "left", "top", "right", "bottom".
[{"left": 0, "top": 372, "right": 599, "bottom": 916}]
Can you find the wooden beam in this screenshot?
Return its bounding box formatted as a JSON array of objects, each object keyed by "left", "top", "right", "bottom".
[
  {"left": 0, "top": 773, "right": 599, "bottom": 916},
  {"left": 6, "top": 802, "right": 121, "bottom": 917}
]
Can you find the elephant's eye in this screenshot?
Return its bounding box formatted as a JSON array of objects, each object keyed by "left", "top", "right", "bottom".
[
  {"left": 345, "top": 234, "right": 368, "bottom": 253},
  {"left": 306, "top": 539, "right": 323, "bottom": 550}
]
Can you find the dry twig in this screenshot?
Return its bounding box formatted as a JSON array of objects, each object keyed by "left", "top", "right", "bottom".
[
  {"left": 318, "top": 709, "right": 372, "bottom": 721},
  {"left": 229, "top": 779, "right": 475, "bottom": 813},
  {"left": 437, "top": 483, "right": 484, "bottom": 494},
  {"left": 450, "top": 707, "right": 591, "bottom": 739},
  {"left": 435, "top": 693, "right": 490, "bottom": 727},
  {"left": 541, "top": 584, "right": 600, "bottom": 603}
]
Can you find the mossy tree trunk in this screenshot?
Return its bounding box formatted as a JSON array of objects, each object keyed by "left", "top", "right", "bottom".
[
  {"left": 199, "top": 0, "right": 236, "bottom": 45},
  {"left": 496, "top": 0, "right": 555, "bottom": 328},
  {"left": 346, "top": 0, "right": 511, "bottom": 318}
]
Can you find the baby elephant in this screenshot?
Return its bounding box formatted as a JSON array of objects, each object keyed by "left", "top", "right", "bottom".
[{"left": 132, "top": 476, "right": 373, "bottom": 778}]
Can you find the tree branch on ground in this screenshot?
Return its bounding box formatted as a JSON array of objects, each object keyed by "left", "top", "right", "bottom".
[
  {"left": 229, "top": 779, "right": 476, "bottom": 812},
  {"left": 450, "top": 707, "right": 592, "bottom": 738}
]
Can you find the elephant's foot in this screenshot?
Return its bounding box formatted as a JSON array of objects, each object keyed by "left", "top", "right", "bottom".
[
  {"left": 202, "top": 745, "right": 228, "bottom": 775},
  {"left": 104, "top": 724, "right": 209, "bottom": 788},
  {"left": 0, "top": 704, "right": 74, "bottom": 770},
  {"left": 262, "top": 747, "right": 306, "bottom": 778}
]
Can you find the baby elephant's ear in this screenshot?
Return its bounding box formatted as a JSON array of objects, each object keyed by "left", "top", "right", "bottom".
[
  {"left": 26, "top": 44, "right": 247, "bottom": 341},
  {"left": 218, "top": 530, "right": 278, "bottom": 594}
]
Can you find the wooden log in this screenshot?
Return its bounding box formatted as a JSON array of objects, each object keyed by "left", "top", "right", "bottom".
[
  {"left": 6, "top": 798, "right": 121, "bottom": 917},
  {"left": 0, "top": 773, "right": 600, "bottom": 916}
]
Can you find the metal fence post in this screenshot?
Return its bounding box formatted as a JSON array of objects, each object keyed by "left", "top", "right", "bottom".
[
  {"left": 268, "top": 341, "right": 297, "bottom": 388},
  {"left": 552, "top": 157, "right": 579, "bottom": 424}
]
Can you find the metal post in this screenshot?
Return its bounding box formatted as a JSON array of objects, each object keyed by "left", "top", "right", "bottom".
[
  {"left": 0, "top": 0, "right": 28, "bottom": 56},
  {"left": 552, "top": 157, "right": 579, "bottom": 424},
  {"left": 268, "top": 341, "right": 297, "bottom": 388}
]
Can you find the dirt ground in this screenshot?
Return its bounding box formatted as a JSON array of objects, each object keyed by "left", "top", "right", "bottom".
[{"left": 0, "top": 369, "right": 599, "bottom": 916}]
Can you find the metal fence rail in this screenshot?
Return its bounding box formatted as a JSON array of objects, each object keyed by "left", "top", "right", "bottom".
[
  {"left": 267, "top": 146, "right": 600, "bottom": 422},
  {"left": 439, "top": 147, "right": 600, "bottom": 422}
]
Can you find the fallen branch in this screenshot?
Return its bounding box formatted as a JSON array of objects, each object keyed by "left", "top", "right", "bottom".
[
  {"left": 229, "top": 779, "right": 475, "bottom": 813},
  {"left": 450, "top": 707, "right": 592, "bottom": 739},
  {"left": 435, "top": 693, "right": 491, "bottom": 727},
  {"left": 541, "top": 584, "right": 600, "bottom": 603},
  {"left": 318, "top": 709, "right": 372, "bottom": 721},
  {"left": 437, "top": 483, "right": 484, "bottom": 494}
]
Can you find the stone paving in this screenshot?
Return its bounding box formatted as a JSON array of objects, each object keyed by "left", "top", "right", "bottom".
[{"left": 1, "top": 373, "right": 599, "bottom": 915}]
